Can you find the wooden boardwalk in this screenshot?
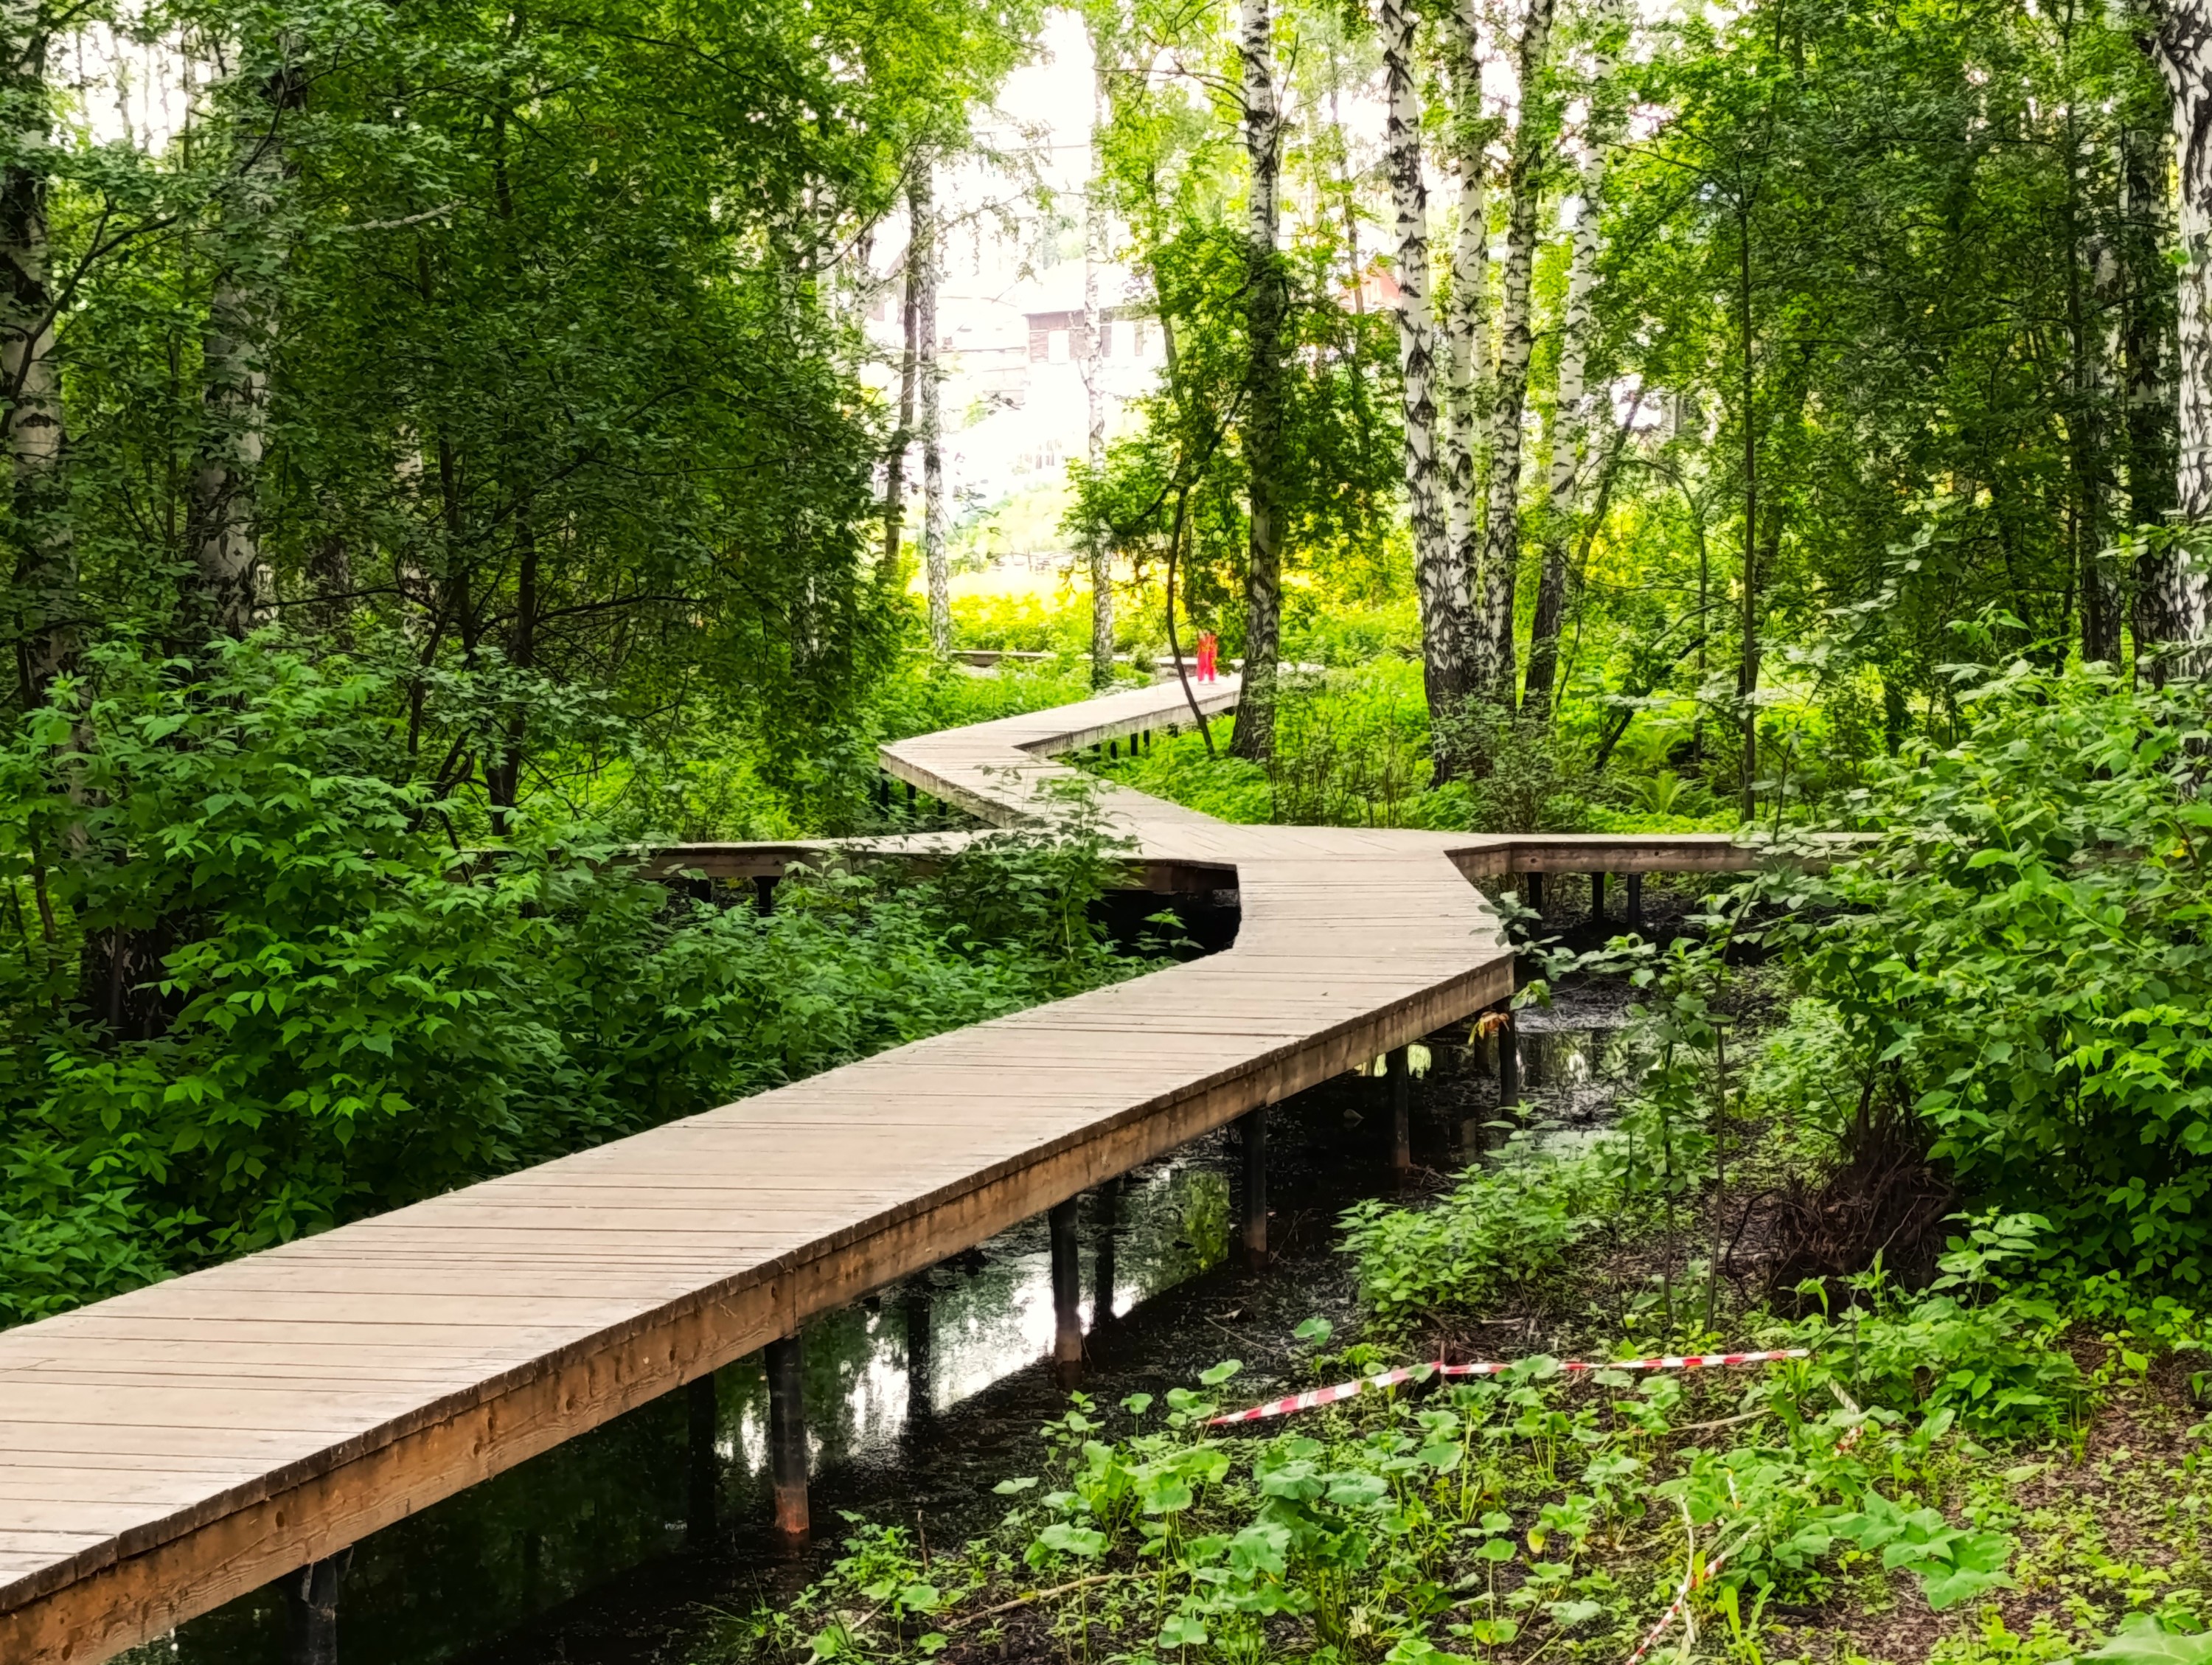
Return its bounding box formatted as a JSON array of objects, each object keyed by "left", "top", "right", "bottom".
[{"left": 0, "top": 672, "right": 1760, "bottom": 1664}]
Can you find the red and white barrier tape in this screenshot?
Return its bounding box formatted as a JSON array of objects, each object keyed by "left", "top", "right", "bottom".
[
  {"left": 1624, "top": 1537, "right": 1741, "bottom": 1665},
  {"left": 1206, "top": 1349, "right": 1809, "bottom": 1426}
]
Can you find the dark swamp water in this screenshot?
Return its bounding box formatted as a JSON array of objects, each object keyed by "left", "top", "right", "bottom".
[{"left": 114, "top": 975, "right": 1644, "bottom": 1665}]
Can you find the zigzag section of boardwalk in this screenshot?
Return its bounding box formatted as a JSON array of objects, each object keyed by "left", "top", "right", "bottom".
[{"left": 0, "top": 673, "right": 1759, "bottom": 1664}]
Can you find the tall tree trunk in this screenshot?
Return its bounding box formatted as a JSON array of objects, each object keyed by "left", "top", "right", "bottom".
[
  {"left": 1440, "top": 0, "right": 1492, "bottom": 658},
  {"left": 1, "top": 9, "right": 69, "bottom": 703},
  {"left": 2149, "top": 4, "right": 2212, "bottom": 658},
  {"left": 2080, "top": 228, "right": 2124, "bottom": 667},
  {"left": 2121, "top": 117, "right": 2180, "bottom": 661},
  {"left": 186, "top": 41, "right": 305, "bottom": 643},
  {"left": 1231, "top": 0, "right": 1286, "bottom": 760},
  {"left": 879, "top": 196, "right": 922, "bottom": 583},
  {"left": 1735, "top": 200, "right": 1759, "bottom": 821},
  {"left": 1082, "top": 69, "right": 1114, "bottom": 687},
  {"left": 912, "top": 167, "right": 948, "bottom": 654},
  {"left": 1524, "top": 0, "right": 1624, "bottom": 715},
  {"left": 1383, "top": 0, "right": 1465, "bottom": 742},
  {"left": 1471, "top": 0, "right": 1555, "bottom": 707}
]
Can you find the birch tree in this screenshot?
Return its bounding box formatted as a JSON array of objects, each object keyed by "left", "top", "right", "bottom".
[
  {"left": 187, "top": 38, "right": 306, "bottom": 642},
  {"left": 1231, "top": 0, "right": 1287, "bottom": 759},
  {"left": 2147, "top": 3, "right": 2212, "bottom": 661},
  {"left": 1471, "top": 0, "right": 1554, "bottom": 706},
  {"left": 2121, "top": 119, "right": 2179, "bottom": 651},
  {"left": 914, "top": 164, "right": 949, "bottom": 653},
  {"left": 1523, "top": 0, "right": 1624, "bottom": 714},
  {"left": 1382, "top": 0, "right": 1466, "bottom": 730},
  {"left": 880, "top": 196, "right": 922, "bottom": 582},
  {"left": 1082, "top": 66, "right": 1114, "bottom": 686},
  {"left": 1, "top": 0, "right": 66, "bottom": 695},
  {"left": 1439, "top": 0, "right": 1493, "bottom": 618}
]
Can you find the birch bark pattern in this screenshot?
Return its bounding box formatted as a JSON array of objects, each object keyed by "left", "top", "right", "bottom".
[
  {"left": 2152, "top": 1, "right": 2212, "bottom": 660},
  {"left": 0, "top": 4, "right": 69, "bottom": 695},
  {"left": 1383, "top": 0, "right": 1466, "bottom": 723},
  {"left": 2121, "top": 119, "right": 2180, "bottom": 655},
  {"left": 879, "top": 202, "right": 922, "bottom": 583},
  {"left": 188, "top": 44, "right": 305, "bottom": 642},
  {"left": 1523, "top": 0, "right": 1622, "bottom": 715},
  {"left": 1231, "top": 0, "right": 1286, "bottom": 760},
  {"left": 1440, "top": 0, "right": 1492, "bottom": 604},
  {"left": 1473, "top": 0, "right": 1556, "bottom": 706},
  {"left": 913, "top": 167, "right": 948, "bottom": 654},
  {"left": 1082, "top": 69, "right": 1113, "bottom": 687}
]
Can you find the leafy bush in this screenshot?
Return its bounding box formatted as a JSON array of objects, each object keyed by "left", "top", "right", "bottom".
[
  {"left": 1796, "top": 1213, "right": 2081, "bottom": 1442},
  {"left": 1339, "top": 1138, "right": 1617, "bottom": 1325},
  {"left": 1773, "top": 661, "right": 2212, "bottom": 1282},
  {"left": 0, "top": 637, "right": 1153, "bottom": 1322}
]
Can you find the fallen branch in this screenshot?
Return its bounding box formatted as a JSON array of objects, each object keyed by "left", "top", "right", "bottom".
[{"left": 947, "top": 1574, "right": 1129, "bottom": 1629}]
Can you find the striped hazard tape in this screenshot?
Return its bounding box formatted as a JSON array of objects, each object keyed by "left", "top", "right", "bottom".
[{"left": 1206, "top": 1349, "right": 1809, "bottom": 1426}]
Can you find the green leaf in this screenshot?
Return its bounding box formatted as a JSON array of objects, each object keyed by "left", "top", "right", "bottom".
[{"left": 2084, "top": 1623, "right": 2212, "bottom": 1664}]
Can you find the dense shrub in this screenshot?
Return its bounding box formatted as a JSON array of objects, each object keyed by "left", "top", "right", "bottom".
[
  {"left": 1339, "top": 1137, "right": 1615, "bottom": 1326},
  {"left": 1775, "top": 661, "right": 2212, "bottom": 1282},
  {"left": 0, "top": 638, "right": 1147, "bottom": 1323}
]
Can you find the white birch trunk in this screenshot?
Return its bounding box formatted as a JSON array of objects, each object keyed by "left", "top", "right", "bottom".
[
  {"left": 1440, "top": 0, "right": 1493, "bottom": 607},
  {"left": 912, "top": 167, "right": 949, "bottom": 654},
  {"left": 1384, "top": 0, "right": 1466, "bottom": 720},
  {"left": 1472, "top": 0, "right": 1556, "bottom": 706},
  {"left": 880, "top": 207, "right": 921, "bottom": 582},
  {"left": 2152, "top": 1, "right": 2212, "bottom": 659},
  {"left": 1231, "top": 0, "right": 1286, "bottom": 760},
  {"left": 1082, "top": 67, "right": 1114, "bottom": 687},
  {"left": 189, "top": 44, "right": 302, "bottom": 642},
  {"left": 1524, "top": 0, "right": 1623, "bottom": 712},
  {"left": 0, "top": 5, "right": 69, "bottom": 692}
]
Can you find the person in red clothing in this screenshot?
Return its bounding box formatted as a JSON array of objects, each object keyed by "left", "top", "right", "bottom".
[{"left": 1196, "top": 630, "right": 1218, "bottom": 683}]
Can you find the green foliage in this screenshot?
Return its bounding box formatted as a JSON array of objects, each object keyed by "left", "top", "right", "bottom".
[
  {"left": 1829, "top": 1490, "right": 2016, "bottom": 1611},
  {"left": 2086, "top": 1616, "right": 2212, "bottom": 1665},
  {"left": 1339, "top": 1138, "right": 1615, "bottom": 1327},
  {"left": 1772, "top": 662, "right": 2212, "bottom": 1281},
  {"left": 722, "top": 1319, "right": 2067, "bottom": 1665},
  {"left": 0, "top": 638, "right": 1151, "bottom": 1321}
]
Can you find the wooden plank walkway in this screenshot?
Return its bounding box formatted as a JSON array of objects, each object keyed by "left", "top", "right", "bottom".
[{"left": 0, "top": 671, "right": 1762, "bottom": 1664}]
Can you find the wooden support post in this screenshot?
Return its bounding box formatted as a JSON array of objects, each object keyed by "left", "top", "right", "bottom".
[
  {"left": 1498, "top": 1012, "right": 1521, "bottom": 1108},
  {"left": 283, "top": 1550, "right": 350, "bottom": 1665},
  {"left": 1049, "top": 1198, "right": 1083, "bottom": 1382},
  {"left": 766, "top": 1335, "right": 809, "bottom": 1548},
  {"left": 687, "top": 1372, "right": 719, "bottom": 1541},
  {"left": 1239, "top": 1108, "right": 1268, "bottom": 1263},
  {"left": 1093, "top": 1177, "right": 1121, "bottom": 1329},
  {"left": 1387, "top": 1045, "right": 1412, "bottom": 1175},
  {"left": 1628, "top": 872, "right": 1645, "bottom": 928},
  {"left": 1109, "top": 737, "right": 1119, "bottom": 759},
  {"left": 873, "top": 776, "right": 890, "bottom": 813},
  {"left": 1590, "top": 872, "right": 1606, "bottom": 923},
  {"left": 753, "top": 875, "right": 778, "bottom": 917},
  {"left": 904, "top": 779, "right": 917, "bottom": 809},
  {"left": 904, "top": 1288, "right": 932, "bottom": 1423},
  {"left": 1526, "top": 872, "right": 1545, "bottom": 914}
]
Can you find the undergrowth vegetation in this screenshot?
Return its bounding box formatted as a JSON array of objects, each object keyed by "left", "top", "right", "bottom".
[
  {"left": 713, "top": 656, "right": 2212, "bottom": 1665},
  {"left": 0, "top": 636, "right": 1155, "bottom": 1324}
]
